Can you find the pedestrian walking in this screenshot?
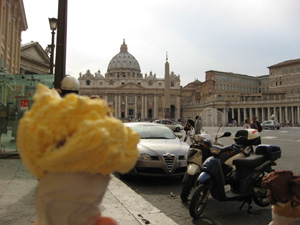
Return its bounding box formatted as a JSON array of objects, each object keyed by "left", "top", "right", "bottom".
[
  {"left": 183, "top": 118, "right": 195, "bottom": 142},
  {"left": 251, "top": 116, "right": 262, "bottom": 132},
  {"left": 194, "top": 116, "right": 203, "bottom": 134},
  {"left": 243, "top": 118, "right": 251, "bottom": 129}
]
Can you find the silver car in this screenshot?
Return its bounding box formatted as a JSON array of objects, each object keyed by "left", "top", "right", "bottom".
[
  {"left": 123, "top": 122, "right": 189, "bottom": 177},
  {"left": 153, "top": 119, "right": 184, "bottom": 132},
  {"left": 261, "top": 120, "right": 281, "bottom": 130}
]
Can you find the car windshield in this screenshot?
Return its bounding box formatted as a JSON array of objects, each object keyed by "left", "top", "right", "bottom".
[
  {"left": 263, "top": 121, "right": 271, "bottom": 124},
  {"left": 129, "top": 124, "right": 176, "bottom": 139}
]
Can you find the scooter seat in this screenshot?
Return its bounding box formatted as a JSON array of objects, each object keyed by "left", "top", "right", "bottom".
[{"left": 233, "top": 155, "right": 266, "bottom": 168}]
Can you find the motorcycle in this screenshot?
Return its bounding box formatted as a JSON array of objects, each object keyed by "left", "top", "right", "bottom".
[
  {"left": 189, "top": 139, "right": 281, "bottom": 218},
  {"left": 180, "top": 127, "right": 254, "bottom": 202}
]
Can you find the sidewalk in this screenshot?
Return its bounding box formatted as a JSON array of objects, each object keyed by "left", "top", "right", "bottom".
[{"left": 0, "top": 158, "right": 178, "bottom": 225}]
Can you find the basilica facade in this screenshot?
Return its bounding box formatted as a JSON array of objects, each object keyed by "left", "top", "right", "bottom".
[
  {"left": 78, "top": 40, "right": 300, "bottom": 126},
  {"left": 78, "top": 40, "right": 181, "bottom": 122}
]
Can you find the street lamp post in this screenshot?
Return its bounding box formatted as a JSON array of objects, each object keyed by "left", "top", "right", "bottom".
[{"left": 48, "top": 17, "right": 58, "bottom": 74}]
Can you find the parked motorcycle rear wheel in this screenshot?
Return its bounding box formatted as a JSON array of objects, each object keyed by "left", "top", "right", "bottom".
[
  {"left": 189, "top": 184, "right": 210, "bottom": 218},
  {"left": 252, "top": 172, "right": 270, "bottom": 207},
  {"left": 180, "top": 174, "right": 196, "bottom": 202}
]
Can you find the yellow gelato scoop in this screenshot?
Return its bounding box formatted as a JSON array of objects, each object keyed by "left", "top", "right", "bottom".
[{"left": 17, "top": 83, "right": 140, "bottom": 178}]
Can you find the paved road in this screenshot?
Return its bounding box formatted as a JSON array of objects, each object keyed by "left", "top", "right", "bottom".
[{"left": 121, "top": 127, "right": 300, "bottom": 225}]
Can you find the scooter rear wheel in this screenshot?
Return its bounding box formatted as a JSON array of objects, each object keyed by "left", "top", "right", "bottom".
[
  {"left": 189, "top": 184, "right": 210, "bottom": 218},
  {"left": 252, "top": 172, "right": 270, "bottom": 207}
]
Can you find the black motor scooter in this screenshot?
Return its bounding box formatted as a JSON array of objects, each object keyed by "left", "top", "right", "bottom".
[
  {"left": 189, "top": 143, "right": 281, "bottom": 218},
  {"left": 180, "top": 128, "right": 257, "bottom": 202}
]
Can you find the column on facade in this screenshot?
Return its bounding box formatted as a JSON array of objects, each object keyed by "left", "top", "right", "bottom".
[
  {"left": 291, "top": 106, "right": 294, "bottom": 125},
  {"left": 279, "top": 107, "right": 283, "bottom": 124},
  {"left": 125, "top": 94, "right": 128, "bottom": 118},
  {"left": 141, "top": 94, "right": 144, "bottom": 120},
  {"left": 281, "top": 107, "right": 285, "bottom": 124},
  {"left": 118, "top": 94, "right": 121, "bottom": 119},
  {"left": 144, "top": 94, "right": 148, "bottom": 119},
  {"left": 275, "top": 107, "right": 278, "bottom": 122},
  {"left": 134, "top": 94, "right": 137, "bottom": 120},
  {"left": 243, "top": 107, "right": 247, "bottom": 122},
  {"left": 254, "top": 108, "right": 258, "bottom": 120},
  {"left": 153, "top": 94, "right": 157, "bottom": 119},
  {"left": 224, "top": 107, "right": 227, "bottom": 125},
  {"left": 231, "top": 108, "right": 234, "bottom": 120},
  {"left": 114, "top": 95, "right": 118, "bottom": 117},
  {"left": 249, "top": 108, "right": 253, "bottom": 121},
  {"left": 296, "top": 106, "right": 300, "bottom": 124},
  {"left": 285, "top": 106, "right": 288, "bottom": 123},
  {"left": 176, "top": 95, "right": 180, "bottom": 122},
  {"left": 237, "top": 108, "right": 240, "bottom": 125}
]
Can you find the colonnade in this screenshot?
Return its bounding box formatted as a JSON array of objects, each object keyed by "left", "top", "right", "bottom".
[
  {"left": 181, "top": 100, "right": 300, "bottom": 126},
  {"left": 224, "top": 105, "right": 300, "bottom": 125},
  {"left": 103, "top": 93, "right": 181, "bottom": 121}
]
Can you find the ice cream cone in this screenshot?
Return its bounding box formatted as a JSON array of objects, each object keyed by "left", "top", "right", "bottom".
[
  {"left": 35, "top": 172, "right": 110, "bottom": 225},
  {"left": 272, "top": 204, "right": 300, "bottom": 225}
]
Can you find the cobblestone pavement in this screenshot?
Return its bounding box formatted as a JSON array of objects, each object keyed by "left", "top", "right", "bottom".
[{"left": 121, "top": 176, "right": 272, "bottom": 225}]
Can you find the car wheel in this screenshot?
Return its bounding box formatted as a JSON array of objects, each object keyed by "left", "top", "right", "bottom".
[
  {"left": 277, "top": 127, "right": 280, "bottom": 130},
  {"left": 175, "top": 127, "right": 180, "bottom": 132},
  {"left": 115, "top": 172, "right": 129, "bottom": 180},
  {"left": 271, "top": 126, "right": 274, "bottom": 130}
]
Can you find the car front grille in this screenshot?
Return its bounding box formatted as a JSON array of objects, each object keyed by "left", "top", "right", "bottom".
[{"left": 163, "top": 155, "right": 174, "bottom": 172}]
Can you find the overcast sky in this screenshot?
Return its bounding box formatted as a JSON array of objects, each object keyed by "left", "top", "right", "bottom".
[{"left": 22, "top": 0, "right": 300, "bottom": 86}]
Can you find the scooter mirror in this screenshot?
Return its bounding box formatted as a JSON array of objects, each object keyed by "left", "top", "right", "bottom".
[{"left": 219, "top": 132, "right": 231, "bottom": 138}]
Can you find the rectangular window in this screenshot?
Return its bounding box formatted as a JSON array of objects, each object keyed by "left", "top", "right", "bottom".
[
  {"left": 171, "top": 95, "right": 175, "bottom": 103},
  {"left": 128, "top": 95, "right": 134, "bottom": 103},
  {"left": 86, "top": 80, "right": 90, "bottom": 85},
  {"left": 108, "top": 95, "right": 114, "bottom": 103}
]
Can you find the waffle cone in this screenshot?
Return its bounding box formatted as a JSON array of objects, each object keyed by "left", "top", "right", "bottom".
[
  {"left": 35, "top": 172, "right": 110, "bottom": 225},
  {"left": 272, "top": 204, "right": 300, "bottom": 225}
]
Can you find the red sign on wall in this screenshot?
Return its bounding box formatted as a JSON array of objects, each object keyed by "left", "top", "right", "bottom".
[{"left": 21, "top": 99, "right": 29, "bottom": 110}]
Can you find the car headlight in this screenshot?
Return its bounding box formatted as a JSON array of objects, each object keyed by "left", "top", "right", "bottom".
[{"left": 139, "top": 153, "right": 152, "bottom": 160}]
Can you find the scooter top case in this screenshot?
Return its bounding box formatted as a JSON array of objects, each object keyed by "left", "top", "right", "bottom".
[{"left": 233, "top": 129, "right": 261, "bottom": 146}]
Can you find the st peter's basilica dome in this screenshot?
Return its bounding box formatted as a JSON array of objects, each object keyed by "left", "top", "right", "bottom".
[{"left": 107, "top": 39, "right": 141, "bottom": 72}]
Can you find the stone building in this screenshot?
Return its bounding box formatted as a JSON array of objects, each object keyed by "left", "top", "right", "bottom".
[
  {"left": 20, "top": 41, "right": 50, "bottom": 74},
  {"left": 181, "top": 61, "right": 300, "bottom": 126},
  {"left": 79, "top": 40, "right": 181, "bottom": 122},
  {"left": 268, "top": 58, "right": 300, "bottom": 96},
  {"left": 0, "top": 0, "right": 27, "bottom": 74}
]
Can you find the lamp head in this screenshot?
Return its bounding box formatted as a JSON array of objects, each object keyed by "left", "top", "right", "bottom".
[{"left": 49, "top": 17, "right": 58, "bottom": 30}]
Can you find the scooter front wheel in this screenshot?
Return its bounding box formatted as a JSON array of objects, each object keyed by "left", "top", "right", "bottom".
[
  {"left": 189, "top": 184, "right": 210, "bottom": 218},
  {"left": 180, "top": 174, "right": 196, "bottom": 202}
]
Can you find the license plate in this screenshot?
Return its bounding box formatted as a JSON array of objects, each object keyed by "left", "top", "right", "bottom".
[{"left": 180, "top": 161, "right": 187, "bottom": 167}]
